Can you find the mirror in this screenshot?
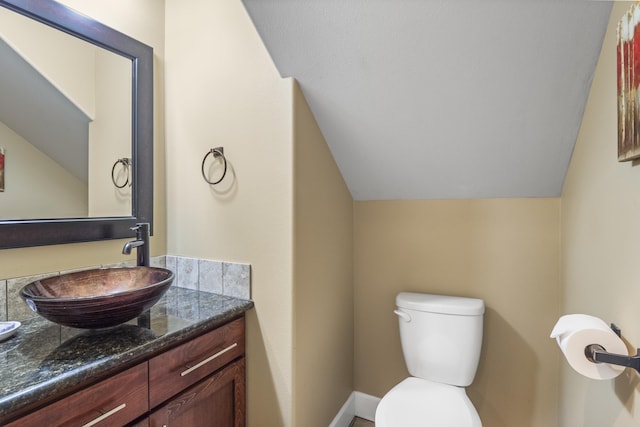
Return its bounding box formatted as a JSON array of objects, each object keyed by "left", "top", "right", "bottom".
[
  {"left": 0, "top": 0, "right": 153, "bottom": 249},
  {"left": 0, "top": 6, "right": 133, "bottom": 220}
]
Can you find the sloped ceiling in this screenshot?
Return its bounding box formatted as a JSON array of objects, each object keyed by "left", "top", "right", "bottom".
[
  {"left": 242, "top": 0, "right": 612, "bottom": 200},
  {"left": 0, "top": 37, "right": 90, "bottom": 183}
]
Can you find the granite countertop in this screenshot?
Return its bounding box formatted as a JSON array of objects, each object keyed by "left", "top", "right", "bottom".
[{"left": 0, "top": 286, "right": 254, "bottom": 422}]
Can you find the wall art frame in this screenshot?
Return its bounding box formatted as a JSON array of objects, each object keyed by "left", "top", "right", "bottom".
[{"left": 617, "top": 3, "right": 640, "bottom": 162}]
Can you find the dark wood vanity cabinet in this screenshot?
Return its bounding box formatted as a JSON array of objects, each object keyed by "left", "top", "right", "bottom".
[{"left": 7, "top": 317, "right": 246, "bottom": 427}]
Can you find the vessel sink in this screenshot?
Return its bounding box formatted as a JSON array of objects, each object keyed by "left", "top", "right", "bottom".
[{"left": 20, "top": 266, "right": 174, "bottom": 329}]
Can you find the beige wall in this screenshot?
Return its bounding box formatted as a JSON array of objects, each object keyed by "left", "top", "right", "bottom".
[
  {"left": 164, "top": 0, "right": 294, "bottom": 425},
  {"left": 561, "top": 3, "right": 640, "bottom": 426},
  {"left": 0, "top": 0, "right": 166, "bottom": 279},
  {"left": 88, "top": 49, "right": 132, "bottom": 217},
  {"left": 354, "top": 199, "right": 561, "bottom": 427},
  {"left": 0, "top": 121, "right": 87, "bottom": 219},
  {"left": 165, "top": 5, "right": 356, "bottom": 426},
  {"left": 292, "top": 81, "right": 354, "bottom": 426}
]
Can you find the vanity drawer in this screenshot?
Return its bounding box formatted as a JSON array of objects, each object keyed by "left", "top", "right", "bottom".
[
  {"left": 148, "top": 317, "right": 245, "bottom": 408},
  {"left": 7, "top": 363, "right": 148, "bottom": 427}
]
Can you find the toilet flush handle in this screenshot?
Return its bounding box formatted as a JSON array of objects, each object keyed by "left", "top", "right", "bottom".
[{"left": 394, "top": 309, "right": 411, "bottom": 322}]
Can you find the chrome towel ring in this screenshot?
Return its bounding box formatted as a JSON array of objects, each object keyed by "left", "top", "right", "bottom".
[
  {"left": 111, "top": 158, "right": 132, "bottom": 188},
  {"left": 201, "top": 147, "right": 228, "bottom": 185}
]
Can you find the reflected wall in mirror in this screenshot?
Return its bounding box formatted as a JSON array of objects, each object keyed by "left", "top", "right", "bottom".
[
  {"left": 0, "top": 4, "right": 131, "bottom": 220},
  {"left": 0, "top": 0, "right": 153, "bottom": 249}
]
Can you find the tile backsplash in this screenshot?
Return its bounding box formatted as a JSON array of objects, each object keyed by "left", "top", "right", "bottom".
[
  {"left": 0, "top": 255, "right": 251, "bottom": 322},
  {"left": 165, "top": 255, "right": 251, "bottom": 300}
]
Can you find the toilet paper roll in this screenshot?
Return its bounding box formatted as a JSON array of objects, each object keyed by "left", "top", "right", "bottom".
[{"left": 550, "top": 314, "right": 628, "bottom": 380}]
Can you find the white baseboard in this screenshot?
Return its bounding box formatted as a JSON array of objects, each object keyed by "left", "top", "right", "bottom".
[
  {"left": 328, "top": 392, "right": 355, "bottom": 427},
  {"left": 354, "top": 392, "right": 380, "bottom": 421},
  {"left": 329, "top": 391, "right": 381, "bottom": 427}
]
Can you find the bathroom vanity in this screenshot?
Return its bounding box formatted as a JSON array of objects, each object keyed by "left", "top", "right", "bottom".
[{"left": 0, "top": 286, "right": 253, "bottom": 426}]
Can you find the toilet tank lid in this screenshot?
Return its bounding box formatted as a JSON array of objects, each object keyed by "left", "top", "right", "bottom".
[{"left": 396, "top": 292, "right": 484, "bottom": 316}]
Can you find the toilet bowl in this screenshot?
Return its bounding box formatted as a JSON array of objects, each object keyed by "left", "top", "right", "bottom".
[
  {"left": 375, "top": 378, "right": 481, "bottom": 427},
  {"left": 375, "top": 292, "right": 485, "bottom": 427}
]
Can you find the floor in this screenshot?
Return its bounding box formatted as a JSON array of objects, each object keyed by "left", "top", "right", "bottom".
[{"left": 350, "top": 417, "right": 374, "bottom": 427}]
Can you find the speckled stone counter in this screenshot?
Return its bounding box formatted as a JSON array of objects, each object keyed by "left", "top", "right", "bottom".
[{"left": 0, "top": 286, "right": 254, "bottom": 423}]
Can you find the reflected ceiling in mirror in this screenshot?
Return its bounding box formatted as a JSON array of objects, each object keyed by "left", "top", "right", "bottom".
[
  {"left": 0, "top": 0, "right": 153, "bottom": 249},
  {"left": 0, "top": 4, "right": 132, "bottom": 220}
]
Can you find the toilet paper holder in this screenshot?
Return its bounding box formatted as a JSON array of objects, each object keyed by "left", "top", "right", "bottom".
[{"left": 585, "top": 323, "right": 640, "bottom": 373}]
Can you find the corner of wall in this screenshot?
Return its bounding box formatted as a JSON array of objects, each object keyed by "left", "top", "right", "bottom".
[{"left": 292, "top": 81, "right": 355, "bottom": 426}]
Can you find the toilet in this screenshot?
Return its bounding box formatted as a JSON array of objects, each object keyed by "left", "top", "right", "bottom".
[{"left": 375, "top": 292, "right": 485, "bottom": 426}]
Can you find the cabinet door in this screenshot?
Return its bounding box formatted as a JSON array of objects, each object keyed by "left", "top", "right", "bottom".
[
  {"left": 149, "top": 317, "right": 244, "bottom": 408},
  {"left": 149, "top": 358, "right": 245, "bottom": 427},
  {"left": 7, "top": 363, "right": 148, "bottom": 427}
]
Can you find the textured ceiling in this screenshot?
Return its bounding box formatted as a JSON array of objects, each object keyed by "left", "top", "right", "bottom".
[{"left": 242, "top": 0, "right": 612, "bottom": 200}]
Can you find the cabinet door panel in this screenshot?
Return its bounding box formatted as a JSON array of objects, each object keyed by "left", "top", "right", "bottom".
[
  {"left": 7, "top": 363, "right": 148, "bottom": 427},
  {"left": 149, "top": 358, "right": 245, "bottom": 427},
  {"left": 149, "top": 317, "right": 244, "bottom": 408}
]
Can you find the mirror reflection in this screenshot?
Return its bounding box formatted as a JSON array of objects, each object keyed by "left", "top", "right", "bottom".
[{"left": 0, "top": 5, "right": 132, "bottom": 220}]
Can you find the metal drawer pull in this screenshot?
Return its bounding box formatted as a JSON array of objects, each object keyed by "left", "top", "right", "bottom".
[
  {"left": 181, "top": 342, "right": 238, "bottom": 377},
  {"left": 82, "top": 403, "right": 126, "bottom": 427}
]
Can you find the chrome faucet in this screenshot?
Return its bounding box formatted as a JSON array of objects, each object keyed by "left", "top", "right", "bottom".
[{"left": 122, "top": 223, "right": 150, "bottom": 266}]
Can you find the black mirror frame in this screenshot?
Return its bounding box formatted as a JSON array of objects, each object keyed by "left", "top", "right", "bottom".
[{"left": 0, "top": 0, "right": 153, "bottom": 249}]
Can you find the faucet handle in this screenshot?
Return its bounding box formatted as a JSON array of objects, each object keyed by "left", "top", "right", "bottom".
[
  {"left": 129, "top": 223, "right": 150, "bottom": 239},
  {"left": 129, "top": 224, "right": 142, "bottom": 238},
  {"left": 130, "top": 222, "right": 150, "bottom": 231}
]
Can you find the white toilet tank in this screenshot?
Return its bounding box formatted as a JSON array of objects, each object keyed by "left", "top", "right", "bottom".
[{"left": 395, "top": 292, "right": 485, "bottom": 387}]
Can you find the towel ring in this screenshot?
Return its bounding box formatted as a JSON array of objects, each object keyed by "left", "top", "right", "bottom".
[
  {"left": 201, "top": 147, "right": 228, "bottom": 185},
  {"left": 111, "top": 158, "right": 131, "bottom": 188}
]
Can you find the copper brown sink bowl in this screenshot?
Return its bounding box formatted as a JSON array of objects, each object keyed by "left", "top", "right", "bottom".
[{"left": 20, "top": 267, "right": 174, "bottom": 329}]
